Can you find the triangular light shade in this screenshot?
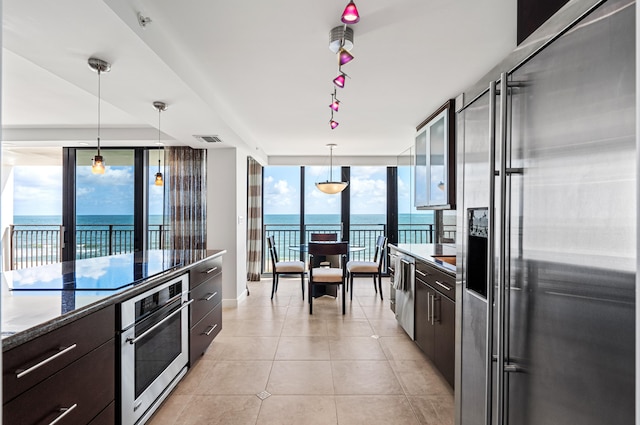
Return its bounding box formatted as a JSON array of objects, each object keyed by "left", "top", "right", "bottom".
[
  {"left": 341, "top": 1, "right": 360, "bottom": 24},
  {"left": 315, "top": 181, "right": 349, "bottom": 194},
  {"left": 338, "top": 49, "right": 354, "bottom": 66},
  {"left": 330, "top": 100, "right": 340, "bottom": 111},
  {"left": 330, "top": 120, "right": 339, "bottom": 129},
  {"left": 333, "top": 74, "right": 346, "bottom": 88}
]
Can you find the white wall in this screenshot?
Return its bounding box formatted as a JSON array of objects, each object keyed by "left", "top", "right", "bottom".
[{"left": 206, "top": 146, "right": 253, "bottom": 307}]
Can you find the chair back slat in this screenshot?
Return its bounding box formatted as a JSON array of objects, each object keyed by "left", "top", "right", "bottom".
[
  {"left": 310, "top": 233, "right": 338, "bottom": 242},
  {"left": 372, "top": 236, "right": 388, "bottom": 265},
  {"left": 267, "top": 235, "right": 279, "bottom": 265},
  {"left": 308, "top": 241, "right": 348, "bottom": 256}
]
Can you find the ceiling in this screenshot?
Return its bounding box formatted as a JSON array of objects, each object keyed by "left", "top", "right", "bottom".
[{"left": 2, "top": 0, "right": 516, "bottom": 162}]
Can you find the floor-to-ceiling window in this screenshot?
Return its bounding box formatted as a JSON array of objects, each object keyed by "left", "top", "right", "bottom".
[
  {"left": 1, "top": 146, "right": 165, "bottom": 270},
  {"left": 349, "top": 166, "right": 387, "bottom": 261},
  {"left": 2, "top": 147, "right": 63, "bottom": 269},
  {"left": 304, "top": 165, "right": 342, "bottom": 241},
  {"left": 148, "top": 148, "right": 166, "bottom": 249},
  {"left": 263, "top": 166, "right": 301, "bottom": 269},
  {"left": 75, "top": 149, "right": 135, "bottom": 259}
]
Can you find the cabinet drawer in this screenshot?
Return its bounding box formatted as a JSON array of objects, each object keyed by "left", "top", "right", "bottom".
[
  {"left": 415, "top": 261, "right": 455, "bottom": 301},
  {"left": 190, "top": 303, "right": 222, "bottom": 365},
  {"left": 190, "top": 256, "right": 223, "bottom": 289},
  {"left": 190, "top": 274, "right": 223, "bottom": 325},
  {"left": 4, "top": 339, "right": 115, "bottom": 425},
  {"left": 3, "top": 305, "right": 115, "bottom": 403}
]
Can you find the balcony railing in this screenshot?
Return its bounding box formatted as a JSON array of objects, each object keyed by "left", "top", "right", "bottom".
[
  {"left": 262, "top": 222, "right": 455, "bottom": 274},
  {"left": 8, "top": 224, "right": 170, "bottom": 270},
  {"left": 8, "top": 222, "right": 456, "bottom": 272}
]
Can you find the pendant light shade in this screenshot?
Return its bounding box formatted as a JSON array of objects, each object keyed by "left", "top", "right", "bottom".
[
  {"left": 341, "top": 1, "right": 360, "bottom": 24},
  {"left": 153, "top": 101, "right": 167, "bottom": 186},
  {"left": 315, "top": 144, "right": 349, "bottom": 194},
  {"left": 333, "top": 73, "right": 346, "bottom": 88},
  {"left": 88, "top": 57, "right": 110, "bottom": 174},
  {"left": 330, "top": 100, "right": 340, "bottom": 111},
  {"left": 338, "top": 48, "right": 354, "bottom": 66},
  {"left": 330, "top": 120, "right": 339, "bottom": 129}
]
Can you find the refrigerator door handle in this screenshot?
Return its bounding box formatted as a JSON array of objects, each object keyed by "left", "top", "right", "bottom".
[
  {"left": 496, "top": 71, "right": 510, "bottom": 425},
  {"left": 484, "top": 78, "right": 498, "bottom": 425}
]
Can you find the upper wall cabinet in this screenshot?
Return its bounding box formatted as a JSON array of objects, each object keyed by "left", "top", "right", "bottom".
[{"left": 415, "top": 99, "right": 456, "bottom": 210}]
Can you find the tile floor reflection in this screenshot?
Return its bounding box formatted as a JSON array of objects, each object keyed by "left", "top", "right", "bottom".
[{"left": 148, "top": 277, "right": 454, "bottom": 425}]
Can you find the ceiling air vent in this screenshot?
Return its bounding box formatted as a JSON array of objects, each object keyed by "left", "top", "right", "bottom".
[{"left": 193, "top": 135, "right": 223, "bottom": 144}]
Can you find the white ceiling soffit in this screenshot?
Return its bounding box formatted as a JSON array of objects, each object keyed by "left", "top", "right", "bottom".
[{"left": 3, "top": 0, "right": 516, "bottom": 159}]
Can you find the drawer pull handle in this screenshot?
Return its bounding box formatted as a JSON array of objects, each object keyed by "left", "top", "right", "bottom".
[
  {"left": 204, "top": 267, "right": 218, "bottom": 274},
  {"left": 48, "top": 403, "right": 78, "bottom": 425},
  {"left": 16, "top": 344, "right": 77, "bottom": 379},
  {"left": 127, "top": 300, "right": 193, "bottom": 345},
  {"left": 435, "top": 280, "right": 452, "bottom": 291},
  {"left": 203, "top": 323, "right": 218, "bottom": 336},
  {"left": 203, "top": 291, "right": 218, "bottom": 301},
  {"left": 416, "top": 269, "right": 427, "bottom": 277}
]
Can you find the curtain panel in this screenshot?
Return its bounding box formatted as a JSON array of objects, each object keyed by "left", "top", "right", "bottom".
[
  {"left": 246, "top": 157, "right": 263, "bottom": 281},
  {"left": 164, "top": 147, "right": 207, "bottom": 263}
]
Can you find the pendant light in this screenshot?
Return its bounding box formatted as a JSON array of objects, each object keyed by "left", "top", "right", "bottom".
[
  {"left": 88, "top": 58, "right": 111, "bottom": 174},
  {"left": 341, "top": 1, "right": 360, "bottom": 24},
  {"left": 316, "top": 144, "right": 349, "bottom": 194},
  {"left": 152, "top": 101, "right": 167, "bottom": 186}
]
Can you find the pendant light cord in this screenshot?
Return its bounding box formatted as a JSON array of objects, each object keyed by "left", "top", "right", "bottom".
[
  {"left": 97, "top": 69, "right": 101, "bottom": 155},
  {"left": 158, "top": 107, "right": 162, "bottom": 171}
]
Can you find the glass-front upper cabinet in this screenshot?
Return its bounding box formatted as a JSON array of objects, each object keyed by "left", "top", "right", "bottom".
[{"left": 414, "top": 99, "right": 456, "bottom": 209}]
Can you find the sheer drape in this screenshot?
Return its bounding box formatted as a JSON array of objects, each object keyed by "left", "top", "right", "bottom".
[
  {"left": 164, "top": 147, "right": 207, "bottom": 263},
  {"left": 246, "top": 157, "right": 262, "bottom": 281}
]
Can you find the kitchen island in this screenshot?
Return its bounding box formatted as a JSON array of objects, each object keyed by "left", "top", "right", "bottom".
[{"left": 2, "top": 249, "right": 225, "bottom": 425}]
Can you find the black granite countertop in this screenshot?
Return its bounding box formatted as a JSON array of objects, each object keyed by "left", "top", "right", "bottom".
[
  {"left": 2, "top": 249, "right": 226, "bottom": 351},
  {"left": 389, "top": 243, "right": 456, "bottom": 276}
]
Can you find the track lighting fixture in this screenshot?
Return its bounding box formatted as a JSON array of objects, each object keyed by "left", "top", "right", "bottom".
[
  {"left": 341, "top": 1, "right": 360, "bottom": 24},
  {"left": 338, "top": 48, "right": 354, "bottom": 66},
  {"left": 327, "top": 2, "right": 360, "bottom": 128},
  {"left": 329, "top": 90, "right": 340, "bottom": 112}
]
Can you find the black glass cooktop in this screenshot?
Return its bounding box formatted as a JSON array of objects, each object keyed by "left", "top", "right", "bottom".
[{"left": 6, "top": 251, "right": 182, "bottom": 291}]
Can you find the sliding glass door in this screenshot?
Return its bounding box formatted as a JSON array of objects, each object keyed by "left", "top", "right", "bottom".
[{"left": 75, "top": 149, "right": 135, "bottom": 259}]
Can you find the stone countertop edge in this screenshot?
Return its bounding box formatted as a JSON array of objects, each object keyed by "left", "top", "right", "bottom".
[
  {"left": 2, "top": 249, "right": 227, "bottom": 352},
  {"left": 388, "top": 243, "right": 456, "bottom": 276}
]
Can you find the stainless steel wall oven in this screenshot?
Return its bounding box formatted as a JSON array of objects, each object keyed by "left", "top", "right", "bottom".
[{"left": 120, "top": 274, "right": 191, "bottom": 425}]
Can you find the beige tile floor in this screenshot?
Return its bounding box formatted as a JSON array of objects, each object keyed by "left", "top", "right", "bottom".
[{"left": 148, "top": 276, "right": 454, "bottom": 425}]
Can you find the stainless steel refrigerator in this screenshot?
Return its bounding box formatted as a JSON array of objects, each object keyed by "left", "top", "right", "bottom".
[{"left": 456, "top": 0, "right": 636, "bottom": 424}]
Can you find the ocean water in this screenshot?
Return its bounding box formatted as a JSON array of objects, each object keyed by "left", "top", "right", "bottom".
[
  {"left": 13, "top": 215, "right": 164, "bottom": 227},
  {"left": 265, "top": 213, "right": 434, "bottom": 227}
]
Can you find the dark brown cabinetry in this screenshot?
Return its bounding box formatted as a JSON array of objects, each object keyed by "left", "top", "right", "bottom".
[
  {"left": 3, "top": 305, "right": 116, "bottom": 425},
  {"left": 414, "top": 260, "right": 455, "bottom": 387},
  {"left": 189, "top": 255, "right": 223, "bottom": 365}
]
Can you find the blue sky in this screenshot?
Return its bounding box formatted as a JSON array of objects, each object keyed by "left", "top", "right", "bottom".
[
  {"left": 13, "top": 164, "right": 424, "bottom": 217},
  {"left": 13, "top": 165, "right": 164, "bottom": 216},
  {"left": 263, "top": 166, "right": 422, "bottom": 215}
]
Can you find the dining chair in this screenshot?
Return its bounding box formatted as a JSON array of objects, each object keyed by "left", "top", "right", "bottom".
[
  {"left": 267, "top": 235, "right": 305, "bottom": 300},
  {"left": 346, "top": 235, "right": 387, "bottom": 300},
  {"left": 308, "top": 241, "right": 348, "bottom": 314},
  {"left": 309, "top": 233, "right": 338, "bottom": 267}
]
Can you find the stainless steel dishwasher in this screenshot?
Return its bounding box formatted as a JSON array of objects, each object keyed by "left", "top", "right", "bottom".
[{"left": 393, "top": 253, "right": 415, "bottom": 340}]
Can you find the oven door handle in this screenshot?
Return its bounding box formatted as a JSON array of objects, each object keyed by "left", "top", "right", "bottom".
[{"left": 126, "top": 299, "right": 193, "bottom": 345}]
